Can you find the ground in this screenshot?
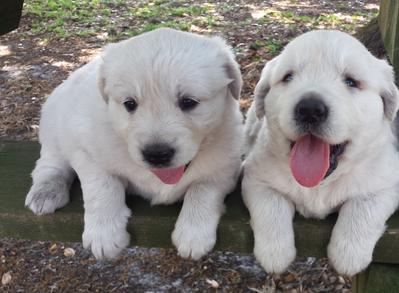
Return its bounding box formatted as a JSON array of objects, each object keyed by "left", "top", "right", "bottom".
[
  {"left": 0, "top": 0, "right": 379, "bottom": 292},
  {"left": 1, "top": 239, "right": 350, "bottom": 292}
]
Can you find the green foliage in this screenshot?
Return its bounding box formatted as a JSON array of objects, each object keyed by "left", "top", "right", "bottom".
[
  {"left": 131, "top": 5, "right": 207, "bottom": 18},
  {"left": 266, "top": 39, "right": 283, "bottom": 54},
  {"left": 23, "top": 0, "right": 379, "bottom": 42},
  {"left": 25, "top": 0, "right": 112, "bottom": 38},
  {"left": 258, "top": 8, "right": 378, "bottom": 33},
  {"left": 24, "top": 0, "right": 211, "bottom": 40},
  {"left": 249, "top": 39, "right": 283, "bottom": 54},
  {"left": 141, "top": 20, "right": 192, "bottom": 33}
]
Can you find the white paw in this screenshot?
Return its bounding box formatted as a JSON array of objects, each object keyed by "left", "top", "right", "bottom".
[
  {"left": 83, "top": 209, "right": 131, "bottom": 259},
  {"left": 172, "top": 220, "right": 216, "bottom": 260},
  {"left": 328, "top": 238, "right": 372, "bottom": 276},
  {"left": 254, "top": 237, "right": 296, "bottom": 274},
  {"left": 25, "top": 180, "right": 69, "bottom": 215}
]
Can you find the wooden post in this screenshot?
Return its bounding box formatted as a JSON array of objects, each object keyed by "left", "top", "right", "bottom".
[
  {"left": 379, "top": 0, "right": 399, "bottom": 81},
  {"left": 353, "top": 4, "right": 399, "bottom": 290}
]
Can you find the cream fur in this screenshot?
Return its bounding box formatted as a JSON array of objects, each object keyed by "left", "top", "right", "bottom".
[
  {"left": 25, "top": 28, "right": 244, "bottom": 260},
  {"left": 243, "top": 30, "right": 399, "bottom": 276}
]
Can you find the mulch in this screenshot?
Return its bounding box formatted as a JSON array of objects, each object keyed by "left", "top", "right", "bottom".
[{"left": 0, "top": 238, "right": 350, "bottom": 292}]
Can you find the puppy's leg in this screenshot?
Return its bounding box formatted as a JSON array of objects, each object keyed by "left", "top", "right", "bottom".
[
  {"left": 71, "top": 153, "right": 131, "bottom": 259},
  {"left": 328, "top": 190, "right": 399, "bottom": 276},
  {"left": 172, "top": 182, "right": 224, "bottom": 260},
  {"left": 25, "top": 149, "right": 74, "bottom": 215},
  {"left": 243, "top": 178, "right": 296, "bottom": 274}
]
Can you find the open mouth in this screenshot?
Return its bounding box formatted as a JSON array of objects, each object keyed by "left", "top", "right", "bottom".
[
  {"left": 289, "top": 134, "right": 347, "bottom": 188},
  {"left": 150, "top": 162, "right": 191, "bottom": 185}
]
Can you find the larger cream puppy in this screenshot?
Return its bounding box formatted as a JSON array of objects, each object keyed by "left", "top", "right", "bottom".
[
  {"left": 243, "top": 30, "right": 399, "bottom": 276},
  {"left": 26, "top": 28, "right": 244, "bottom": 260}
]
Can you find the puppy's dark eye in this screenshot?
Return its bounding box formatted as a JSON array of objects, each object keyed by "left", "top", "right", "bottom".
[
  {"left": 344, "top": 76, "right": 359, "bottom": 88},
  {"left": 282, "top": 72, "right": 293, "bottom": 83},
  {"left": 123, "top": 98, "right": 138, "bottom": 113},
  {"left": 178, "top": 97, "right": 199, "bottom": 111}
]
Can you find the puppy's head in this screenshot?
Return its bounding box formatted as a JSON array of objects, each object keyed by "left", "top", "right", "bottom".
[
  {"left": 98, "top": 28, "right": 241, "bottom": 184},
  {"left": 255, "top": 30, "right": 399, "bottom": 187}
]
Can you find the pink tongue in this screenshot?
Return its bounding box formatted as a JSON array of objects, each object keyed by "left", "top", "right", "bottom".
[
  {"left": 151, "top": 166, "right": 185, "bottom": 185},
  {"left": 290, "top": 134, "right": 330, "bottom": 188}
]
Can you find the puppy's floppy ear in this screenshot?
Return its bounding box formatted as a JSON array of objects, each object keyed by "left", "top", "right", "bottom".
[
  {"left": 379, "top": 60, "right": 399, "bottom": 121},
  {"left": 98, "top": 43, "right": 119, "bottom": 103},
  {"left": 213, "top": 36, "right": 242, "bottom": 99},
  {"left": 98, "top": 57, "right": 109, "bottom": 103},
  {"left": 223, "top": 59, "right": 242, "bottom": 100},
  {"left": 381, "top": 84, "right": 399, "bottom": 121},
  {"left": 254, "top": 57, "right": 278, "bottom": 119}
]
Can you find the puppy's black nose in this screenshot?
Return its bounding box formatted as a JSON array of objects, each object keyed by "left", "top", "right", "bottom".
[
  {"left": 294, "top": 96, "right": 328, "bottom": 126},
  {"left": 142, "top": 143, "right": 175, "bottom": 167}
]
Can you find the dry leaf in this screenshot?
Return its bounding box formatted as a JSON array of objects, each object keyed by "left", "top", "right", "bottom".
[
  {"left": 49, "top": 243, "right": 58, "bottom": 254},
  {"left": 2, "top": 272, "right": 12, "bottom": 285},
  {"left": 206, "top": 278, "right": 219, "bottom": 289},
  {"left": 63, "top": 247, "right": 76, "bottom": 257}
]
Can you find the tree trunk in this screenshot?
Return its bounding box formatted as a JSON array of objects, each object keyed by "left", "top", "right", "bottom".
[{"left": 356, "top": 17, "right": 386, "bottom": 58}]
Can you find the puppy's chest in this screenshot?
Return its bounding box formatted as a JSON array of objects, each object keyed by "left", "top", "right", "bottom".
[
  {"left": 286, "top": 187, "right": 343, "bottom": 219},
  {"left": 127, "top": 173, "right": 189, "bottom": 204},
  {"left": 267, "top": 169, "right": 343, "bottom": 218}
]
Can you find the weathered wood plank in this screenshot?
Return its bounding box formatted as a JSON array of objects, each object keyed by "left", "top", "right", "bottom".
[
  {"left": 353, "top": 264, "right": 399, "bottom": 293},
  {"left": 0, "top": 141, "right": 399, "bottom": 262},
  {"left": 379, "top": 0, "right": 399, "bottom": 79}
]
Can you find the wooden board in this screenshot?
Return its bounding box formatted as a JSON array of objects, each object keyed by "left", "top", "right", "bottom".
[
  {"left": 353, "top": 264, "right": 399, "bottom": 293},
  {"left": 1, "top": 141, "right": 399, "bottom": 262},
  {"left": 379, "top": 0, "right": 399, "bottom": 80}
]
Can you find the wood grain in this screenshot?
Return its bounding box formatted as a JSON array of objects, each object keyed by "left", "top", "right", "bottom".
[{"left": 0, "top": 141, "right": 398, "bottom": 262}]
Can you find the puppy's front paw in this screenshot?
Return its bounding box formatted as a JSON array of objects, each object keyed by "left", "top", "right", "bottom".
[
  {"left": 83, "top": 209, "right": 131, "bottom": 259},
  {"left": 83, "top": 224, "right": 130, "bottom": 260},
  {"left": 25, "top": 180, "right": 69, "bottom": 215},
  {"left": 172, "top": 221, "right": 216, "bottom": 260},
  {"left": 328, "top": 238, "right": 372, "bottom": 276},
  {"left": 254, "top": 238, "right": 296, "bottom": 274}
]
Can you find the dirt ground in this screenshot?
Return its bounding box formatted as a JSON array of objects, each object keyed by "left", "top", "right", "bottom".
[
  {"left": 0, "top": 0, "right": 380, "bottom": 292},
  {"left": 0, "top": 239, "right": 350, "bottom": 292}
]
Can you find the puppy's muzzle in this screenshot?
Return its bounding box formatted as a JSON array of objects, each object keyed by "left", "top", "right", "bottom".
[
  {"left": 142, "top": 143, "right": 175, "bottom": 167},
  {"left": 294, "top": 94, "right": 328, "bottom": 128}
]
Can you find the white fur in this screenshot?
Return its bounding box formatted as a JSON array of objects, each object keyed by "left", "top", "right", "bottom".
[
  {"left": 243, "top": 30, "right": 399, "bottom": 276},
  {"left": 25, "top": 28, "right": 244, "bottom": 260}
]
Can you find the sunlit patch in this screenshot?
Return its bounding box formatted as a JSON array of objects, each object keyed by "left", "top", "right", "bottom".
[
  {"left": 38, "top": 40, "right": 49, "bottom": 46},
  {"left": 52, "top": 61, "right": 74, "bottom": 69},
  {"left": 251, "top": 10, "right": 266, "bottom": 20},
  {"left": 0, "top": 45, "right": 11, "bottom": 57},
  {"left": 2, "top": 65, "right": 24, "bottom": 78},
  {"left": 95, "top": 32, "right": 108, "bottom": 41},
  {"left": 365, "top": 4, "right": 379, "bottom": 10},
  {"left": 78, "top": 48, "right": 102, "bottom": 63},
  {"left": 190, "top": 24, "right": 211, "bottom": 33}
]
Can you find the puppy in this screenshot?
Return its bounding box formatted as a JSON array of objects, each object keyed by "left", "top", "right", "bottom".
[
  {"left": 243, "top": 30, "right": 399, "bottom": 276},
  {"left": 25, "top": 28, "right": 244, "bottom": 260}
]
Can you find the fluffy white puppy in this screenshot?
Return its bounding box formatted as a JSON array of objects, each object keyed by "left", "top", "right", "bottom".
[
  {"left": 243, "top": 30, "right": 399, "bottom": 276},
  {"left": 25, "top": 28, "right": 244, "bottom": 260}
]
